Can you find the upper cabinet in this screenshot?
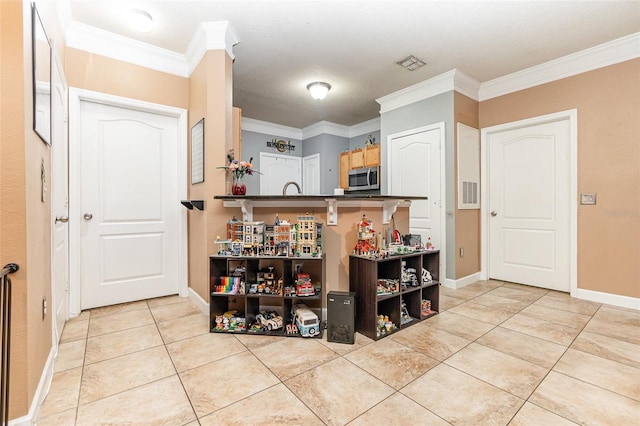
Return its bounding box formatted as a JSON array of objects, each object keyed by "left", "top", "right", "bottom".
[
  {"left": 349, "top": 148, "right": 365, "bottom": 169},
  {"left": 340, "top": 151, "right": 350, "bottom": 190},
  {"left": 364, "top": 144, "right": 380, "bottom": 167}
]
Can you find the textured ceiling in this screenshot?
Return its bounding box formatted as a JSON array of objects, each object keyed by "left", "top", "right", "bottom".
[{"left": 63, "top": 0, "right": 640, "bottom": 128}]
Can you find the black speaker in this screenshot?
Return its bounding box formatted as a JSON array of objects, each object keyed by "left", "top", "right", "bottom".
[{"left": 327, "top": 291, "right": 356, "bottom": 344}]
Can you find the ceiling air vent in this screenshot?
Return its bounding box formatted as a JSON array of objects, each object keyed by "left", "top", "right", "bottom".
[{"left": 396, "top": 55, "right": 426, "bottom": 71}]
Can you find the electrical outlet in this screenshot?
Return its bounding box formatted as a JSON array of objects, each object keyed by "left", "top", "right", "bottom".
[
  {"left": 42, "top": 296, "right": 47, "bottom": 320},
  {"left": 460, "top": 247, "right": 464, "bottom": 258},
  {"left": 580, "top": 193, "right": 597, "bottom": 205}
]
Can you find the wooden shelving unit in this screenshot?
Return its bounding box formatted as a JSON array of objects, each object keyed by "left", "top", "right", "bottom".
[
  {"left": 349, "top": 250, "right": 439, "bottom": 340},
  {"left": 209, "top": 255, "right": 324, "bottom": 338}
]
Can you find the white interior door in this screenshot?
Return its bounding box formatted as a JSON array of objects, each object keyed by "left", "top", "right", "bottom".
[
  {"left": 51, "top": 51, "right": 68, "bottom": 343},
  {"left": 389, "top": 125, "right": 443, "bottom": 251},
  {"left": 260, "top": 153, "right": 302, "bottom": 195},
  {"left": 302, "top": 154, "right": 320, "bottom": 195},
  {"left": 78, "top": 99, "right": 181, "bottom": 309},
  {"left": 487, "top": 119, "right": 570, "bottom": 291}
]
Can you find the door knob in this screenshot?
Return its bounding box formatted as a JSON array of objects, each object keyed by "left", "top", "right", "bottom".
[
  {"left": 83, "top": 213, "right": 93, "bottom": 220},
  {"left": 55, "top": 215, "right": 69, "bottom": 223},
  {"left": 491, "top": 211, "right": 498, "bottom": 217}
]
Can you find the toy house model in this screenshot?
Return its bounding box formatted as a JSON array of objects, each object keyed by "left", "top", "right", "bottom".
[
  {"left": 296, "top": 214, "right": 317, "bottom": 255},
  {"left": 354, "top": 214, "right": 377, "bottom": 256},
  {"left": 274, "top": 220, "right": 292, "bottom": 256},
  {"left": 243, "top": 221, "right": 264, "bottom": 255},
  {"left": 226, "top": 216, "right": 244, "bottom": 242}
]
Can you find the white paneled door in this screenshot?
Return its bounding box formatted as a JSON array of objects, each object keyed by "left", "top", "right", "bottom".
[
  {"left": 302, "top": 154, "right": 320, "bottom": 195},
  {"left": 51, "top": 53, "right": 69, "bottom": 343},
  {"left": 487, "top": 118, "right": 571, "bottom": 291},
  {"left": 78, "top": 99, "right": 181, "bottom": 309},
  {"left": 260, "top": 153, "right": 302, "bottom": 195},
  {"left": 389, "top": 125, "right": 443, "bottom": 250}
]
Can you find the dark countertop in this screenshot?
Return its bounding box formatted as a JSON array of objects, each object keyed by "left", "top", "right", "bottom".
[{"left": 214, "top": 194, "right": 428, "bottom": 201}]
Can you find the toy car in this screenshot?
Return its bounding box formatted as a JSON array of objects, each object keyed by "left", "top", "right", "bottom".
[
  {"left": 291, "top": 304, "right": 320, "bottom": 337},
  {"left": 296, "top": 282, "right": 315, "bottom": 296},
  {"left": 255, "top": 311, "right": 283, "bottom": 330}
]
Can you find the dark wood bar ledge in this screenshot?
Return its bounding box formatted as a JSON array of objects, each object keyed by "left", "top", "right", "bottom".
[{"left": 213, "top": 194, "right": 428, "bottom": 225}]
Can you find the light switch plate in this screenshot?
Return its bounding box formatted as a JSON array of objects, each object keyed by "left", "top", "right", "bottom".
[{"left": 580, "top": 193, "right": 597, "bottom": 205}]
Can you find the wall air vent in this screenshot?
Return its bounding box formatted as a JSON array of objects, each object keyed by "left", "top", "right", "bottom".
[
  {"left": 396, "top": 55, "right": 426, "bottom": 71},
  {"left": 457, "top": 123, "right": 480, "bottom": 209}
]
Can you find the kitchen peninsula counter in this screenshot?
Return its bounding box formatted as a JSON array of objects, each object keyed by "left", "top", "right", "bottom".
[{"left": 213, "top": 194, "right": 427, "bottom": 225}]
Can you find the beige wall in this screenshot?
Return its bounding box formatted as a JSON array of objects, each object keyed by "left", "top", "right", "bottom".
[
  {"left": 480, "top": 59, "right": 640, "bottom": 298},
  {"left": 65, "top": 49, "right": 189, "bottom": 109},
  {"left": 0, "top": 0, "right": 57, "bottom": 418},
  {"left": 187, "top": 50, "right": 235, "bottom": 302},
  {"left": 454, "top": 92, "right": 481, "bottom": 279}
]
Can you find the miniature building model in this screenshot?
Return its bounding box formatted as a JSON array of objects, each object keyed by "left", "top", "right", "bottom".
[
  {"left": 354, "top": 214, "right": 377, "bottom": 256},
  {"left": 226, "top": 216, "right": 243, "bottom": 241},
  {"left": 243, "top": 221, "right": 264, "bottom": 255},
  {"left": 296, "top": 214, "right": 317, "bottom": 255},
  {"left": 223, "top": 214, "right": 323, "bottom": 257},
  {"left": 274, "top": 221, "right": 292, "bottom": 256}
]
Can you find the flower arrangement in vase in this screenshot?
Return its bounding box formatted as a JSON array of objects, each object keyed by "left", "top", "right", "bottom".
[{"left": 219, "top": 149, "right": 260, "bottom": 195}]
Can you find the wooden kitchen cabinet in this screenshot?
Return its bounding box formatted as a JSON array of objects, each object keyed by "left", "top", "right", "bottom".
[
  {"left": 364, "top": 145, "right": 380, "bottom": 167},
  {"left": 340, "top": 151, "right": 350, "bottom": 190},
  {"left": 349, "top": 148, "right": 365, "bottom": 169}
]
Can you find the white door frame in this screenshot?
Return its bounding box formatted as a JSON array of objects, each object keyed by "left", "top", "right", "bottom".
[
  {"left": 68, "top": 88, "right": 188, "bottom": 316},
  {"left": 480, "top": 109, "right": 577, "bottom": 296},
  {"left": 387, "top": 122, "right": 446, "bottom": 282},
  {"left": 50, "top": 43, "right": 68, "bottom": 348}
]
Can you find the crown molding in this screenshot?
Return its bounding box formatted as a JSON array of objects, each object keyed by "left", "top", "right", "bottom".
[
  {"left": 479, "top": 32, "right": 640, "bottom": 101},
  {"left": 63, "top": 19, "right": 240, "bottom": 78},
  {"left": 302, "top": 121, "right": 350, "bottom": 139},
  {"left": 242, "top": 118, "right": 303, "bottom": 140},
  {"left": 242, "top": 117, "right": 382, "bottom": 141},
  {"left": 65, "top": 22, "right": 189, "bottom": 77},
  {"left": 376, "top": 69, "right": 480, "bottom": 114},
  {"left": 348, "top": 117, "right": 381, "bottom": 138},
  {"left": 185, "top": 21, "right": 240, "bottom": 76}
]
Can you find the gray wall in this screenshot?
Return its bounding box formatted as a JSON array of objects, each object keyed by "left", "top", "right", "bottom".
[
  {"left": 242, "top": 130, "right": 352, "bottom": 195},
  {"left": 348, "top": 130, "right": 381, "bottom": 151},
  {"left": 241, "top": 130, "right": 302, "bottom": 195},
  {"left": 380, "top": 91, "right": 456, "bottom": 280},
  {"left": 302, "top": 133, "right": 348, "bottom": 194}
]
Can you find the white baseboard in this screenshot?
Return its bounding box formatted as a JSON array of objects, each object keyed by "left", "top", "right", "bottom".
[
  {"left": 573, "top": 288, "right": 640, "bottom": 311},
  {"left": 11, "top": 347, "right": 56, "bottom": 426},
  {"left": 442, "top": 272, "right": 482, "bottom": 289},
  {"left": 188, "top": 286, "right": 209, "bottom": 315}
]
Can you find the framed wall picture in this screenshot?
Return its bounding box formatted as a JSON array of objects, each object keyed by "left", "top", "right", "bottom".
[
  {"left": 32, "top": 3, "right": 52, "bottom": 145},
  {"left": 191, "top": 118, "right": 205, "bottom": 184}
]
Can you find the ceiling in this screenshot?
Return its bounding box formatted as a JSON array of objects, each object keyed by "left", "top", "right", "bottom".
[{"left": 62, "top": 0, "right": 640, "bottom": 129}]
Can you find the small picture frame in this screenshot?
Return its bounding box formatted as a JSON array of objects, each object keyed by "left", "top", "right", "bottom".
[{"left": 191, "top": 118, "right": 204, "bottom": 184}]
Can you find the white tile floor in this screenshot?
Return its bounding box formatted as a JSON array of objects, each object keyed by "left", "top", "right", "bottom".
[{"left": 38, "top": 280, "right": 640, "bottom": 425}]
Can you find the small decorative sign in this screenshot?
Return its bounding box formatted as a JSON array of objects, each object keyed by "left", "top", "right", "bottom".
[{"left": 267, "top": 138, "right": 295, "bottom": 153}]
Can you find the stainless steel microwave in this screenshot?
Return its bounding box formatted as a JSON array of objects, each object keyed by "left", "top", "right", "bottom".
[{"left": 348, "top": 166, "right": 380, "bottom": 191}]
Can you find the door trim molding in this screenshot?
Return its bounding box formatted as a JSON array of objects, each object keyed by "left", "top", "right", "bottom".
[
  {"left": 68, "top": 88, "right": 188, "bottom": 315},
  {"left": 387, "top": 122, "right": 446, "bottom": 282},
  {"left": 480, "top": 109, "right": 577, "bottom": 295}
]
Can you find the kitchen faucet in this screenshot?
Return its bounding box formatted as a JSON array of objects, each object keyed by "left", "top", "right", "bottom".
[{"left": 282, "top": 181, "right": 302, "bottom": 195}]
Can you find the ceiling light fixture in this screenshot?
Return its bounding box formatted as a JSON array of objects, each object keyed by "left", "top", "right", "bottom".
[
  {"left": 129, "top": 9, "right": 154, "bottom": 33},
  {"left": 306, "top": 82, "right": 331, "bottom": 100},
  {"left": 396, "top": 55, "right": 426, "bottom": 71}
]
